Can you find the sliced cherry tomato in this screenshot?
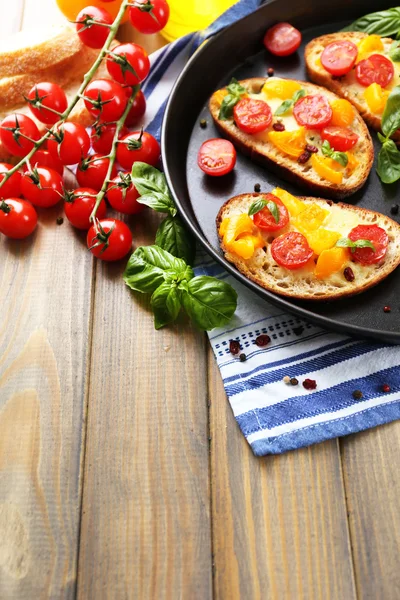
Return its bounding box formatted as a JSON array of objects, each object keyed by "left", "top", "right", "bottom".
[
  {"left": 47, "top": 122, "right": 90, "bottom": 166},
  {"left": 76, "top": 154, "right": 118, "bottom": 191},
  {"left": 27, "top": 149, "right": 64, "bottom": 175},
  {"left": 125, "top": 89, "right": 146, "bottom": 126},
  {"left": 321, "top": 126, "right": 359, "bottom": 152},
  {"left": 107, "top": 43, "right": 150, "bottom": 86},
  {"left": 64, "top": 187, "right": 107, "bottom": 230},
  {"left": 84, "top": 79, "right": 128, "bottom": 122},
  {"left": 320, "top": 40, "right": 358, "bottom": 77},
  {"left": 91, "top": 123, "right": 129, "bottom": 155},
  {"left": 0, "top": 114, "right": 40, "bottom": 157},
  {"left": 271, "top": 231, "right": 313, "bottom": 270},
  {"left": 27, "top": 82, "right": 68, "bottom": 125},
  {"left": 0, "top": 198, "right": 37, "bottom": 239},
  {"left": 129, "top": 0, "right": 170, "bottom": 34},
  {"left": 117, "top": 131, "right": 160, "bottom": 170},
  {"left": 0, "top": 163, "right": 22, "bottom": 198},
  {"left": 76, "top": 6, "right": 113, "bottom": 49},
  {"left": 253, "top": 194, "right": 289, "bottom": 232},
  {"left": 87, "top": 218, "right": 132, "bottom": 261},
  {"left": 348, "top": 224, "right": 388, "bottom": 265},
  {"left": 21, "top": 167, "right": 63, "bottom": 208},
  {"left": 293, "top": 94, "right": 333, "bottom": 129},
  {"left": 107, "top": 173, "right": 143, "bottom": 215},
  {"left": 355, "top": 54, "right": 394, "bottom": 88},
  {"left": 197, "top": 139, "right": 236, "bottom": 177},
  {"left": 233, "top": 98, "right": 272, "bottom": 134},
  {"left": 263, "top": 22, "right": 302, "bottom": 57}
]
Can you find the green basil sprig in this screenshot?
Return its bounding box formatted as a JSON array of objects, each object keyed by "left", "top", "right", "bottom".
[
  {"left": 390, "top": 40, "right": 400, "bottom": 61},
  {"left": 336, "top": 238, "right": 376, "bottom": 252},
  {"left": 376, "top": 86, "right": 400, "bottom": 183},
  {"left": 342, "top": 7, "right": 400, "bottom": 37},
  {"left": 218, "top": 78, "right": 247, "bottom": 120},
  {"left": 155, "top": 214, "right": 195, "bottom": 265},
  {"left": 124, "top": 246, "right": 237, "bottom": 330},
  {"left": 248, "top": 197, "right": 280, "bottom": 223},
  {"left": 275, "top": 88, "right": 306, "bottom": 116},
  {"left": 131, "top": 162, "right": 177, "bottom": 216},
  {"left": 321, "top": 140, "right": 348, "bottom": 167}
]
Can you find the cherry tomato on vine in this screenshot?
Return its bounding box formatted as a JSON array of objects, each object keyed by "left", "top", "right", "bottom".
[
  {"left": 0, "top": 163, "right": 22, "bottom": 198},
  {"left": 64, "top": 187, "right": 107, "bottom": 230},
  {"left": 0, "top": 114, "right": 40, "bottom": 157},
  {"left": 87, "top": 218, "right": 132, "bottom": 261},
  {"left": 28, "top": 149, "right": 64, "bottom": 175},
  {"left": 76, "top": 154, "right": 118, "bottom": 191},
  {"left": 21, "top": 167, "right": 63, "bottom": 208},
  {"left": 129, "top": 0, "right": 170, "bottom": 34},
  {"left": 27, "top": 82, "right": 68, "bottom": 125},
  {"left": 107, "top": 172, "right": 143, "bottom": 214},
  {"left": 56, "top": 0, "right": 129, "bottom": 23},
  {"left": 124, "top": 89, "right": 146, "bottom": 126},
  {"left": 263, "top": 22, "right": 302, "bottom": 57},
  {"left": 197, "top": 139, "right": 236, "bottom": 176},
  {"left": 76, "top": 6, "right": 113, "bottom": 49},
  {"left": 116, "top": 131, "right": 160, "bottom": 170},
  {"left": 107, "top": 43, "right": 150, "bottom": 85},
  {"left": 84, "top": 78, "right": 128, "bottom": 121},
  {"left": 0, "top": 198, "right": 38, "bottom": 239},
  {"left": 320, "top": 40, "right": 358, "bottom": 77},
  {"left": 91, "top": 123, "right": 129, "bottom": 154},
  {"left": 47, "top": 122, "right": 90, "bottom": 165}
]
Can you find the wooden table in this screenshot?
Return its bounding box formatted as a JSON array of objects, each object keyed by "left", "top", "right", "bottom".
[{"left": 1, "top": 2, "right": 400, "bottom": 599}]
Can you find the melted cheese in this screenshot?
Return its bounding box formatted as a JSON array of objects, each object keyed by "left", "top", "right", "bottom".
[{"left": 320, "top": 204, "right": 359, "bottom": 236}]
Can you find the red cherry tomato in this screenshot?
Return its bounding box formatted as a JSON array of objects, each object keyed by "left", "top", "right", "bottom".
[
  {"left": 293, "top": 94, "right": 333, "bottom": 129},
  {"left": 197, "top": 138, "right": 236, "bottom": 177},
  {"left": 320, "top": 40, "right": 358, "bottom": 77},
  {"left": 271, "top": 231, "right": 313, "bottom": 270},
  {"left": 125, "top": 89, "right": 146, "bottom": 126},
  {"left": 263, "top": 22, "right": 302, "bottom": 57},
  {"left": 76, "top": 154, "right": 118, "bottom": 191},
  {"left": 87, "top": 218, "right": 132, "bottom": 261},
  {"left": 91, "top": 123, "right": 129, "bottom": 154},
  {"left": 76, "top": 6, "right": 113, "bottom": 49},
  {"left": 0, "top": 114, "right": 40, "bottom": 157},
  {"left": 129, "top": 0, "right": 169, "bottom": 34},
  {"left": 64, "top": 187, "right": 107, "bottom": 230},
  {"left": 0, "top": 198, "right": 37, "bottom": 239},
  {"left": 48, "top": 122, "right": 90, "bottom": 166},
  {"left": 253, "top": 194, "right": 289, "bottom": 232},
  {"left": 107, "top": 172, "right": 143, "bottom": 215},
  {"left": 27, "top": 82, "right": 68, "bottom": 125},
  {"left": 349, "top": 224, "right": 388, "bottom": 265},
  {"left": 21, "top": 167, "right": 63, "bottom": 208},
  {"left": 355, "top": 54, "right": 394, "bottom": 88},
  {"left": 116, "top": 131, "right": 160, "bottom": 170},
  {"left": 28, "top": 149, "right": 64, "bottom": 175},
  {"left": 0, "top": 163, "right": 22, "bottom": 198},
  {"left": 321, "top": 126, "right": 359, "bottom": 152},
  {"left": 84, "top": 78, "right": 128, "bottom": 122},
  {"left": 233, "top": 98, "right": 272, "bottom": 134},
  {"left": 107, "top": 43, "right": 150, "bottom": 86}
]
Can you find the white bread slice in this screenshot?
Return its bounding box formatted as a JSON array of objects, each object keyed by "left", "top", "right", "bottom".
[
  {"left": 305, "top": 32, "right": 400, "bottom": 140},
  {"left": 217, "top": 193, "right": 400, "bottom": 301},
  {"left": 209, "top": 77, "right": 373, "bottom": 200}
]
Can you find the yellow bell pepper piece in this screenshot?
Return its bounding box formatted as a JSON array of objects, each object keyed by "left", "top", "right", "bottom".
[
  {"left": 219, "top": 217, "right": 229, "bottom": 236},
  {"left": 356, "top": 34, "right": 384, "bottom": 63},
  {"left": 262, "top": 79, "right": 302, "bottom": 100},
  {"left": 292, "top": 203, "right": 330, "bottom": 234},
  {"left": 363, "top": 82, "right": 389, "bottom": 114},
  {"left": 230, "top": 238, "right": 256, "bottom": 259},
  {"left": 346, "top": 152, "right": 359, "bottom": 176},
  {"left": 315, "top": 56, "right": 323, "bottom": 69},
  {"left": 330, "top": 99, "right": 355, "bottom": 127},
  {"left": 271, "top": 187, "right": 306, "bottom": 216},
  {"left": 214, "top": 89, "right": 228, "bottom": 106},
  {"left": 315, "top": 247, "right": 349, "bottom": 279},
  {"left": 305, "top": 229, "right": 341, "bottom": 255},
  {"left": 311, "top": 154, "right": 344, "bottom": 185},
  {"left": 222, "top": 213, "right": 254, "bottom": 245},
  {"left": 268, "top": 127, "right": 307, "bottom": 159}
]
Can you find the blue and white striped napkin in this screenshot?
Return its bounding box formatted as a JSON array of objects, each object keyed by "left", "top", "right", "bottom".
[{"left": 140, "top": 0, "right": 400, "bottom": 455}]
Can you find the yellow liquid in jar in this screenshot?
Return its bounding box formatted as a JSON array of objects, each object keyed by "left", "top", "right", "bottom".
[{"left": 161, "top": 0, "right": 238, "bottom": 41}]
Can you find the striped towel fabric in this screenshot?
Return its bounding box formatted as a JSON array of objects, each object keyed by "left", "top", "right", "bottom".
[{"left": 140, "top": 0, "right": 400, "bottom": 456}]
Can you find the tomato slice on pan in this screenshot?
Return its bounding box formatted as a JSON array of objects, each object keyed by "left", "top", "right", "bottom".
[
  {"left": 253, "top": 194, "right": 289, "bottom": 232},
  {"left": 263, "top": 22, "right": 302, "bottom": 57},
  {"left": 355, "top": 54, "right": 394, "bottom": 88},
  {"left": 348, "top": 224, "right": 388, "bottom": 265},
  {"left": 321, "top": 126, "right": 359, "bottom": 151},
  {"left": 271, "top": 231, "right": 313, "bottom": 270},
  {"left": 293, "top": 94, "right": 332, "bottom": 129},
  {"left": 320, "top": 40, "right": 358, "bottom": 77},
  {"left": 198, "top": 139, "right": 236, "bottom": 176},
  {"left": 233, "top": 98, "right": 272, "bottom": 134}
]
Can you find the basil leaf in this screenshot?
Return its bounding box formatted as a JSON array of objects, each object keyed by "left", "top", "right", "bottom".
[
  {"left": 382, "top": 86, "right": 400, "bottom": 138},
  {"left": 342, "top": 8, "right": 400, "bottom": 37},
  {"left": 336, "top": 238, "right": 376, "bottom": 251},
  {"left": 227, "top": 77, "right": 247, "bottom": 96},
  {"left": 293, "top": 89, "right": 306, "bottom": 103},
  {"left": 321, "top": 140, "right": 348, "bottom": 166},
  {"left": 155, "top": 215, "right": 195, "bottom": 264},
  {"left": 321, "top": 140, "right": 331, "bottom": 155},
  {"left": 150, "top": 282, "right": 181, "bottom": 329},
  {"left": 274, "top": 98, "right": 293, "bottom": 116},
  {"left": 390, "top": 40, "right": 400, "bottom": 61},
  {"left": 378, "top": 132, "right": 387, "bottom": 144},
  {"left": 377, "top": 139, "right": 400, "bottom": 183},
  {"left": 137, "top": 192, "right": 177, "bottom": 216},
  {"left": 248, "top": 198, "right": 268, "bottom": 216},
  {"left": 179, "top": 276, "right": 238, "bottom": 331},
  {"left": 131, "top": 162, "right": 177, "bottom": 216},
  {"left": 267, "top": 201, "right": 280, "bottom": 224},
  {"left": 218, "top": 77, "right": 247, "bottom": 120}
]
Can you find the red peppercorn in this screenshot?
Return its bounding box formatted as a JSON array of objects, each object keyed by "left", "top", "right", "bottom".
[
  {"left": 298, "top": 151, "right": 311, "bottom": 164},
  {"left": 344, "top": 267, "right": 355, "bottom": 282},
  {"left": 384, "top": 305, "right": 391, "bottom": 313},
  {"left": 303, "top": 378, "right": 317, "bottom": 390},
  {"left": 267, "top": 67, "right": 274, "bottom": 76},
  {"left": 382, "top": 384, "right": 391, "bottom": 393},
  {"left": 255, "top": 334, "right": 271, "bottom": 347},
  {"left": 272, "top": 122, "right": 285, "bottom": 132},
  {"left": 305, "top": 144, "right": 318, "bottom": 153},
  {"left": 229, "top": 339, "right": 240, "bottom": 355}
]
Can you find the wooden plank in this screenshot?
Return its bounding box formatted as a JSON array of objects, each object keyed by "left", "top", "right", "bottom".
[
  {"left": 77, "top": 210, "right": 213, "bottom": 599},
  {"left": 341, "top": 424, "right": 400, "bottom": 599},
  {"left": 208, "top": 348, "right": 357, "bottom": 600}
]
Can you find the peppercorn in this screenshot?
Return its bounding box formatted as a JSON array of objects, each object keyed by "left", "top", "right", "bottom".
[
  {"left": 305, "top": 144, "right": 318, "bottom": 153},
  {"left": 344, "top": 267, "right": 355, "bottom": 282},
  {"left": 384, "top": 305, "right": 391, "bottom": 313},
  {"left": 390, "top": 204, "right": 399, "bottom": 215},
  {"left": 239, "top": 353, "right": 247, "bottom": 362},
  {"left": 229, "top": 339, "right": 240, "bottom": 355},
  {"left": 255, "top": 334, "right": 270, "bottom": 347},
  {"left": 293, "top": 326, "right": 304, "bottom": 336},
  {"left": 298, "top": 151, "right": 311, "bottom": 164},
  {"left": 56, "top": 216, "right": 64, "bottom": 225},
  {"left": 272, "top": 122, "right": 285, "bottom": 132},
  {"left": 283, "top": 375, "right": 291, "bottom": 384},
  {"left": 200, "top": 119, "right": 207, "bottom": 129},
  {"left": 303, "top": 378, "right": 317, "bottom": 390},
  {"left": 290, "top": 377, "right": 299, "bottom": 386},
  {"left": 254, "top": 183, "right": 261, "bottom": 192},
  {"left": 382, "top": 383, "right": 391, "bottom": 393},
  {"left": 352, "top": 390, "right": 363, "bottom": 400},
  {"left": 267, "top": 67, "right": 274, "bottom": 76}
]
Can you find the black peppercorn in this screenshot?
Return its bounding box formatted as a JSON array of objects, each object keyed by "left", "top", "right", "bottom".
[
  {"left": 56, "top": 216, "right": 64, "bottom": 225},
  {"left": 290, "top": 377, "right": 299, "bottom": 386},
  {"left": 200, "top": 119, "right": 207, "bottom": 129},
  {"left": 390, "top": 204, "right": 399, "bottom": 215},
  {"left": 267, "top": 67, "right": 274, "bottom": 76},
  {"left": 352, "top": 390, "right": 363, "bottom": 400},
  {"left": 254, "top": 183, "right": 261, "bottom": 192},
  {"left": 239, "top": 353, "right": 247, "bottom": 362}
]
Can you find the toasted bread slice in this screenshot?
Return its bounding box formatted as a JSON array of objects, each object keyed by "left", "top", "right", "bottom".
[
  {"left": 217, "top": 193, "right": 400, "bottom": 301},
  {"left": 305, "top": 32, "right": 399, "bottom": 140},
  {"left": 209, "top": 77, "right": 373, "bottom": 199}
]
